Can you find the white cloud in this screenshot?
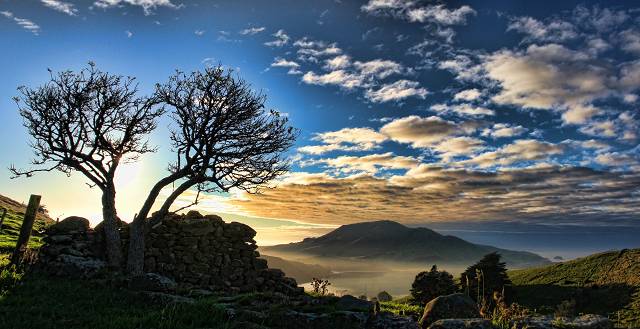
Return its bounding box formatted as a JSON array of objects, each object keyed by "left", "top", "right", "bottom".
[
  {"left": 595, "top": 152, "right": 638, "bottom": 167},
  {"left": 434, "top": 137, "right": 485, "bottom": 161},
  {"left": 354, "top": 59, "right": 404, "bottom": 79},
  {"left": 298, "top": 127, "right": 388, "bottom": 155},
  {"left": 507, "top": 16, "right": 577, "bottom": 42},
  {"left": 324, "top": 55, "right": 352, "bottom": 70},
  {"left": 194, "top": 30, "right": 205, "bottom": 36},
  {"left": 482, "top": 123, "right": 528, "bottom": 138},
  {"left": 311, "top": 152, "right": 420, "bottom": 174},
  {"left": 264, "top": 29, "right": 290, "bottom": 47},
  {"left": 271, "top": 57, "right": 302, "bottom": 75},
  {"left": 463, "top": 139, "right": 565, "bottom": 168},
  {"left": 365, "top": 80, "right": 427, "bottom": 103},
  {"left": 1, "top": 11, "right": 40, "bottom": 35},
  {"left": 406, "top": 5, "right": 476, "bottom": 25},
  {"left": 302, "top": 70, "right": 364, "bottom": 89},
  {"left": 239, "top": 26, "right": 266, "bottom": 35},
  {"left": 93, "top": 0, "right": 179, "bottom": 15},
  {"left": 431, "top": 103, "right": 494, "bottom": 117},
  {"left": 454, "top": 88, "right": 482, "bottom": 101},
  {"left": 380, "top": 115, "right": 461, "bottom": 148},
  {"left": 41, "top": 0, "right": 78, "bottom": 16},
  {"left": 362, "top": 1, "right": 476, "bottom": 26},
  {"left": 484, "top": 44, "right": 612, "bottom": 124},
  {"left": 620, "top": 29, "right": 640, "bottom": 55}
]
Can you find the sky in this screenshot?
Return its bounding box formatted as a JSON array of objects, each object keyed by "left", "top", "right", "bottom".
[{"left": 1, "top": 0, "right": 639, "bottom": 254}]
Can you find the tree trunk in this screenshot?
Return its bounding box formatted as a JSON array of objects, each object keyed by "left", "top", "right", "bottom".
[
  {"left": 125, "top": 172, "right": 186, "bottom": 274},
  {"left": 101, "top": 185, "right": 123, "bottom": 268},
  {"left": 126, "top": 217, "right": 145, "bottom": 275}
]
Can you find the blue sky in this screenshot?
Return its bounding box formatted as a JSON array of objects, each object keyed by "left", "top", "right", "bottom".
[{"left": 1, "top": 0, "right": 639, "bottom": 249}]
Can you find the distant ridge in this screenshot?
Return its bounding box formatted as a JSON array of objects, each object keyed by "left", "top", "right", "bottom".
[{"left": 263, "top": 220, "right": 550, "bottom": 267}]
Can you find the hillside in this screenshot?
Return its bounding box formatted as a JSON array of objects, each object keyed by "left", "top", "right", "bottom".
[
  {"left": 0, "top": 194, "right": 53, "bottom": 252},
  {"left": 510, "top": 248, "right": 640, "bottom": 328},
  {"left": 260, "top": 254, "right": 332, "bottom": 283},
  {"left": 263, "top": 220, "right": 549, "bottom": 268}
]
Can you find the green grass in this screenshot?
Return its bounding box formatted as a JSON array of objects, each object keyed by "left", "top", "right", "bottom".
[
  {"left": 0, "top": 255, "right": 236, "bottom": 329},
  {"left": 509, "top": 249, "right": 640, "bottom": 328},
  {"left": 379, "top": 300, "right": 422, "bottom": 319},
  {"left": 0, "top": 205, "right": 51, "bottom": 252}
]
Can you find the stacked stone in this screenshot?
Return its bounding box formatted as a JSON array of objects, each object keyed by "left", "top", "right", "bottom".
[
  {"left": 144, "top": 211, "right": 302, "bottom": 295},
  {"left": 38, "top": 212, "right": 302, "bottom": 295},
  {"left": 38, "top": 216, "right": 107, "bottom": 277}
]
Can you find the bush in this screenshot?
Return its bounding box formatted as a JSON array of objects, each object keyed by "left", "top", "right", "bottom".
[
  {"left": 377, "top": 291, "right": 393, "bottom": 302},
  {"left": 410, "top": 265, "right": 456, "bottom": 306}
]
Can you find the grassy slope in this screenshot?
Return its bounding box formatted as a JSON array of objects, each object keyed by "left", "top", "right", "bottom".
[
  {"left": 0, "top": 257, "right": 232, "bottom": 329},
  {"left": 509, "top": 249, "right": 640, "bottom": 328},
  {"left": 0, "top": 194, "right": 53, "bottom": 252}
]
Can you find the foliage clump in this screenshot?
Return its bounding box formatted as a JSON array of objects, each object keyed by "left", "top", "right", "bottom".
[
  {"left": 410, "top": 265, "right": 456, "bottom": 306},
  {"left": 310, "top": 277, "right": 331, "bottom": 295}
]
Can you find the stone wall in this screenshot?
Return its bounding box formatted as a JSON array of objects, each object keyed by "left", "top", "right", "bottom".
[{"left": 37, "top": 212, "right": 302, "bottom": 295}]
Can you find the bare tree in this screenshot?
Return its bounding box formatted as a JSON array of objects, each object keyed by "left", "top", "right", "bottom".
[
  {"left": 126, "top": 66, "right": 297, "bottom": 274},
  {"left": 11, "top": 63, "right": 164, "bottom": 268}
]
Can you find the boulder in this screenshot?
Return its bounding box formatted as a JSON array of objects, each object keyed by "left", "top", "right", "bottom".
[
  {"left": 511, "top": 315, "right": 612, "bottom": 329},
  {"left": 184, "top": 210, "right": 203, "bottom": 219},
  {"left": 139, "top": 291, "right": 195, "bottom": 304},
  {"left": 56, "top": 254, "right": 106, "bottom": 276},
  {"left": 129, "top": 273, "right": 177, "bottom": 293},
  {"left": 428, "top": 319, "right": 493, "bottom": 329},
  {"left": 48, "top": 216, "right": 90, "bottom": 233},
  {"left": 335, "top": 294, "right": 374, "bottom": 312},
  {"left": 419, "top": 293, "right": 480, "bottom": 328}
]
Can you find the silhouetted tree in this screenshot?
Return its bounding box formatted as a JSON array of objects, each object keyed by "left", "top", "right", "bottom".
[
  {"left": 411, "top": 265, "right": 456, "bottom": 305},
  {"left": 126, "top": 66, "right": 297, "bottom": 274},
  {"left": 377, "top": 291, "right": 393, "bottom": 302},
  {"left": 11, "top": 63, "right": 163, "bottom": 268},
  {"left": 459, "top": 252, "right": 511, "bottom": 302}
]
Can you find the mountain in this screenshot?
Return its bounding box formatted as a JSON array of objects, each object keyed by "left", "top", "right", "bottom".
[
  {"left": 263, "top": 220, "right": 549, "bottom": 267},
  {"left": 509, "top": 248, "right": 640, "bottom": 327},
  {"left": 260, "top": 254, "right": 332, "bottom": 283}
]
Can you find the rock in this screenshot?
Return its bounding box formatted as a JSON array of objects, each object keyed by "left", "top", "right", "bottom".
[
  {"left": 567, "top": 314, "right": 612, "bottom": 329},
  {"left": 335, "top": 295, "right": 374, "bottom": 312},
  {"left": 184, "top": 210, "right": 203, "bottom": 219},
  {"left": 189, "top": 289, "right": 215, "bottom": 297},
  {"left": 48, "top": 216, "right": 90, "bottom": 233},
  {"left": 129, "top": 273, "right": 177, "bottom": 293},
  {"left": 511, "top": 315, "right": 612, "bottom": 329},
  {"left": 139, "top": 291, "right": 195, "bottom": 304},
  {"left": 369, "top": 313, "right": 421, "bottom": 329},
  {"left": 428, "top": 319, "right": 493, "bottom": 329},
  {"left": 48, "top": 234, "right": 73, "bottom": 243},
  {"left": 229, "top": 221, "right": 257, "bottom": 239},
  {"left": 419, "top": 293, "right": 479, "bottom": 328},
  {"left": 181, "top": 218, "right": 215, "bottom": 235},
  {"left": 267, "top": 310, "right": 368, "bottom": 329},
  {"left": 56, "top": 254, "right": 106, "bottom": 276}
]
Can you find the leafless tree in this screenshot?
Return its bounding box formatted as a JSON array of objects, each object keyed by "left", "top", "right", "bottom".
[
  {"left": 126, "top": 66, "right": 297, "bottom": 274},
  {"left": 11, "top": 63, "right": 164, "bottom": 268}
]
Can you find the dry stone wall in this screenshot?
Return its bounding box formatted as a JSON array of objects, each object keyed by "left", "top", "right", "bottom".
[{"left": 37, "top": 211, "right": 302, "bottom": 295}]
